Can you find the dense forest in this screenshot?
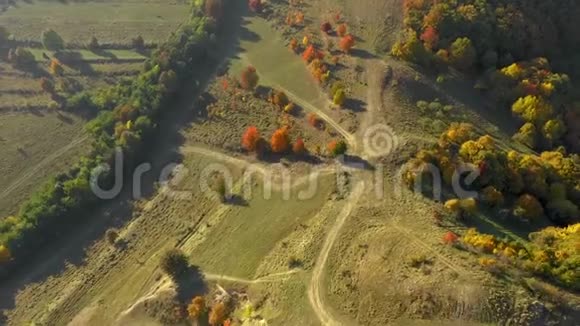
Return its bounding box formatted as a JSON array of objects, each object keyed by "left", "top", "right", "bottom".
[
  {"left": 393, "top": 0, "right": 580, "bottom": 154},
  {"left": 396, "top": 0, "right": 580, "bottom": 290}
]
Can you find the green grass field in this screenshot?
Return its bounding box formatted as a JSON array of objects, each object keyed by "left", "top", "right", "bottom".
[
  {"left": 27, "top": 48, "right": 146, "bottom": 62},
  {"left": 0, "top": 0, "right": 189, "bottom": 44}
]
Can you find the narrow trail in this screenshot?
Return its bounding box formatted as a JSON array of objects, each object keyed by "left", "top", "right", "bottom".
[
  {"left": 272, "top": 83, "right": 358, "bottom": 152},
  {"left": 205, "top": 269, "right": 299, "bottom": 284},
  {"left": 0, "top": 134, "right": 89, "bottom": 201},
  {"left": 308, "top": 181, "right": 365, "bottom": 326}
]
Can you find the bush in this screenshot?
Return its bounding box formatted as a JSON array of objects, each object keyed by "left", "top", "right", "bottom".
[
  {"left": 41, "top": 29, "right": 65, "bottom": 51},
  {"left": 160, "top": 248, "right": 189, "bottom": 279},
  {"left": 105, "top": 228, "right": 119, "bottom": 245}
]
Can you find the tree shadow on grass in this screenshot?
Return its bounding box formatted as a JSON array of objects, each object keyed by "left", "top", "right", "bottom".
[
  {"left": 54, "top": 51, "right": 96, "bottom": 76},
  {"left": 175, "top": 265, "right": 207, "bottom": 303},
  {"left": 90, "top": 49, "right": 118, "bottom": 60},
  {"left": 350, "top": 48, "right": 377, "bottom": 59},
  {"left": 343, "top": 98, "right": 367, "bottom": 112}
]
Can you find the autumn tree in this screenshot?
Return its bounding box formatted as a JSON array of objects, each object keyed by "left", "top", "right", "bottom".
[
  {"left": 0, "top": 245, "right": 11, "bottom": 263},
  {"left": 442, "top": 231, "right": 458, "bottom": 245},
  {"left": 273, "top": 90, "right": 289, "bottom": 108},
  {"left": 49, "top": 59, "right": 64, "bottom": 76},
  {"left": 208, "top": 302, "right": 227, "bottom": 326},
  {"left": 333, "top": 89, "right": 346, "bottom": 106},
  {"left": 187, "top": 296, "right": 206, "bottom": 320},
  {"left": 337, "top": 23, "right": 347, "bottom": 37},
  {"left": 512, "top": 95, "right": 553, "bottom": 125},
  {"left": 270, "top": 127, "right": 290, "bottom": 153},
  {"left": 41, "top": 29, "right": 64, "bottom": 51},
  {"left": 293, "top": 137, "right": 306, "bottom": 155},
  {"left": 327, "top": 139, "right": 347, "bottom": 156},
  {"left": 240, "top": 66, "right": 259, "bottom": 90},
  {"left": 513, "top": 194, "right": 544, "bottom": 221},
  {"left": 339, "top": 35, "right": 355, "bottom": 53},
  {"left": 289, "top": 38, "right": 298, "bottom": 52},
  {"left": 420, "top": 26, "right": 439, "bottom": 50},
  {"left": 242, "top": 126, "right": 260, "bottom": 152},
  {"left": 160, "top": 248, "right": 189, "bottom": 280},
  {"left": 302, "top": 45, "right": 317, "bottom": 62}
]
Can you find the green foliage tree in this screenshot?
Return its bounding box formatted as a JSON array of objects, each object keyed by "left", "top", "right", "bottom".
[
  {"left": 160, "top": 248, "right": 189, "bottom": 279},
  {"left": 88, "top": 36, "right": 99, "bottom": 50},
  {"left": 449, "top": 37, "right": 476, "bottom": 70},
  {"left": 132, "top": 35, "right": 145, "bottom": 50},
  {"left": 0, "top": 26, "right": 8, "bottom": 44},
  {"left": 41, "top": 29, "right": 65, "bottom": 51},
  {"left": 333, "top": 89, "right": 345, "bottom": 106}
]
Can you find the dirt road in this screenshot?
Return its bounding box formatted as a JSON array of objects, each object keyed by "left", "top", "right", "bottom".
[{"left": 308, "top": 181, "right": 365, "bottom": 326}]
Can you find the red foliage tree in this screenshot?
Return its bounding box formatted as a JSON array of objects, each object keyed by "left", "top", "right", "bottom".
[
  {"left": 249, "top": 0, "right": 262, "bottom": 13},
  {"left": 270, "top": 127, "right": 290, "bottom": 153},
  {"left": 307, "top": 113, "right": 322, "bottom": 128},
  {"left": 240, "top": 66, "right": 259, "bottom": 90},
  {"left": 442, "top": 231, "right": 459, "bottom": 245},
  {"left": 242, "top": 126, "right": 260, "bottom": 152},
  {"left": 336, "top": 23, "right": 347, "bottom": 37},
  {"left": 293, "top": 137, "right": 306, "bottom": 154},
  {"left": 339, "top": 35, "right": 355, "bottom": 53},
  {"left": 302, "top": 45, "right": 317, "bottom": 62},
  {"left": 321, "top": 22, "right": 332, "bottom": 34},
  {"left": 420, "top": 26, "right": 439, "bottom": 50}
]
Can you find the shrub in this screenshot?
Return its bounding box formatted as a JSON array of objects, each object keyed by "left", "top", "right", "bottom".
[
  {"left": 160, "top": 249, "right": 188, "bottom": 279},
  {"left": 40, "top": 78, "right": 55, "bottom": 94},
  {"left": 210, "top": 174, "right": 227, "bottom": 202},
  {"left": 105, "top": 228, "right": 119, "bottom": 245},
  {"left": 240, "top": 66, "right": 259, "bottom": 90},
  {"left": 321, "top": 22, "right": 332, "bottom": 34},
  {"left": 270, "top": 127, "right": 290, "bottom": 153},
  {"left": 442, "top": 231, "right": 458, "bottom": 245},
  {"left": 292, "top": 137, "right": 306, "bottom": 155},
  {"left": 208, "top": 302, "right": 227, "bottom": 326},
  {"left": 327, "top": 140, "right": 347, "bottom": 157},
  {"left": 339, "top": 35, "right": 355, "bottom": 53},
  {"left": 88, "top": 36, "right": 99, "bottom": 50},
  {"left": 41, "top": 29, "right": 64, "bottom": 51},
  {"left": 336, "top": 23, "right": 347, "bottom": 37},
  {"left": 242, "top": 126, "right": 260, "bottom": 152},
  {"left": 187, "top": 296, "right": 206, "bottom": 320},
  {"left": 132, "top": 35, "right": 145, "bottom": 50}
]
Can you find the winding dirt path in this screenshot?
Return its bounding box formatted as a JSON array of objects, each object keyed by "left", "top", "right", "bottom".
[{"left": 308, "top": 181, "right": 365, "bottom": 326}]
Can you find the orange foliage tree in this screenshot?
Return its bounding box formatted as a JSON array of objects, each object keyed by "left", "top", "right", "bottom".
[
  {"left": 302, "top": 45, "right": 317, "bottom": 62},
  {"left": 293, "top": 137, "right": 306, "bottom": 154},
  {"left": 240, "top": 66, "right": 259, "bottom": 90},
  {"left": 337, "top": 23, "right": 347, "bottom": 37},
  {"left": 49, "top": 59, "right": 64, "bottom": 76},
  {"left": 187, "top": 296, "right": 206, "bottom": 320},
  {"left": 242, "top": 126, "right": 260, "bottom": 152},
  {"left": 339, "top": 35, "right": 355, "bottom": 53},
  {"left": 270, "top": 127, "right": 290, "bottom": 153},
  {"left": 289, "top": 38, "right": 298, "bottom": 52},
  {"left": 208, "top": 302, "right": 227, "bottom": 326},
  {"left": 442, "top": 231, "right": 459, "bottom": 245},
  {"left": 327, "top": 139, "right": 347, "bottom": 156}
]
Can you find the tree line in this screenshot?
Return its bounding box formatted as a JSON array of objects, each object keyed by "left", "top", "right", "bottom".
[{"left": 0, "top": 1, "right": 226, "bottom": 275}]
